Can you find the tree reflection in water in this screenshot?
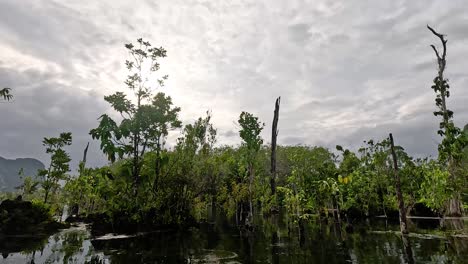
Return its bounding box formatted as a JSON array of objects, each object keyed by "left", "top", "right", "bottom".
[{"left": 1, "top": 218, "right": 467, "bottom": 263}]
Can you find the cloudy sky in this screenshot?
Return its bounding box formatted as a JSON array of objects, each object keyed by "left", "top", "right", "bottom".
[{"left": 1, "top": 0, "right": 467, "bottom": 169}]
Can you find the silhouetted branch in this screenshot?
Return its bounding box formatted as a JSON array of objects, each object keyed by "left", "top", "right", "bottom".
[{"left": 427, "top": 25, "right": 447, "bottom": 62}]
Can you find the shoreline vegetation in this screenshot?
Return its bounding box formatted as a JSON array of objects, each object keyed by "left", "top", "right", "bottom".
[
  {"left": 0, "top": 198, "right": 68, "bottom": 235},
  {"left": 1, "top": 26, "right": 467, "bottom": 259}
]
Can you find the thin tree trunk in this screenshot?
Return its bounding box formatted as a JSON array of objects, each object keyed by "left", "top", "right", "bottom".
[
  {"left": 133, "top": 93, "right": 142, "bottom": 196},
  {"left": 270, "top": 97, "right": 280, "bottom": 202},
  {"left": 44, "top": 190, "right": 49, "bottom": 204},
  {"left": 248, "top": 163, "right": 254, "bottom": 225},
  {"left": 133, "top": 132, "right": 139, "bottom": 196},
  {"left": 43, "top": 162, "right": 53, "bottom": 204},
  {"left": 153, "top": 137, "right": 161, "bottom": 193},
  {"left": 235, "top": 203, "right": 239, "bottom": 225},
  {"left": 389, "top": 133, "right": 408, "bottom": 234}
]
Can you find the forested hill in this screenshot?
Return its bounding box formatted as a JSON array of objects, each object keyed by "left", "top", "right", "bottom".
[{"left": 0, "top": 157, "right": 44, "bottom": 192}]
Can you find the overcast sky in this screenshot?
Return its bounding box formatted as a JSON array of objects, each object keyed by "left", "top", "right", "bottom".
[{"left": 1, "top": 0, "right": 467, "bottom": 170}]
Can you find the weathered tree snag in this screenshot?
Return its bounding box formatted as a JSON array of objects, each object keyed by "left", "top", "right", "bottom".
[
  {"left": 270, "top": 97, "right": 280, "bottom": 205},
  {"left": 427, "top": 25, "right": 449, "bottom": 130},
  {"left": 389, "top": 133, "right": 408, "bottom": 234},
  {"left": 427, "top": 25, "right": 463, "bottom": 217},
  {"left": 82, "top": 142, "right": 90, "bottom": 166}
]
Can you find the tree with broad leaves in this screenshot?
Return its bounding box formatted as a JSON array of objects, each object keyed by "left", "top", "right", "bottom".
[
  {"left": 140, "top": 93, "right": 181, "bottom": 189},
  {"left": 90, "top": 38, "right": 181, "bottom": 196},
  {"left": 37, "top": 132, "right": 72, "bottom": 204}
]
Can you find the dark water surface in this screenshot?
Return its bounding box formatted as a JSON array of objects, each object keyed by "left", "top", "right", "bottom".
[{"left": 1, "top": 215, "right": 467, "bottom": 263}]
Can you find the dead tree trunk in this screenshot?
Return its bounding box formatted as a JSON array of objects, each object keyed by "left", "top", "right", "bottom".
[
  {"left": 82, "top": 142, "right": 89, "bottom": 167},
  {"left": 389, "top": 133, "right": 408, "bottom": 234},
  {"left": 427, "top": 25, "right": 463, "bottom": 217},
  {"left": 270, "top": 97, "right": 280, "bottom": 210},
  {"left": 75, "top": 142, "right": 90, "bottom": 214}
]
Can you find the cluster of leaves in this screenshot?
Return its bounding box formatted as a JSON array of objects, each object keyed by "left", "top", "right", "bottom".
[
  {"left": 431, "top": 76, "right": 467, "bottom": 164},
  {"left": 38, "top": 132, "right": 72, "bottom": 204}
]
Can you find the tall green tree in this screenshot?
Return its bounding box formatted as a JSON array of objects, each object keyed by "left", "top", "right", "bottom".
[
  {"left": 238, "top": 111, "right": 264, "bottom": 224},
  {"left": 0, "top": 88, "right": 13, "bottom": 101},
  {"left": 38, "top": 132, "right": 72, "bottom": 203},
  {"left": 90, "top": 38, "right": 178, "bottom": 195}
]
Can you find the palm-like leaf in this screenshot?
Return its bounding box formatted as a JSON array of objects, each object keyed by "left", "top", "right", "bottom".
[{"left": 0, "top": 87, "right": 13, "bottom": 101}]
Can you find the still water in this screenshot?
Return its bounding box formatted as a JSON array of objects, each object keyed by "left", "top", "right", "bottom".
[{"left": 1, "top": 215, "right": 467, "bottom": 263}]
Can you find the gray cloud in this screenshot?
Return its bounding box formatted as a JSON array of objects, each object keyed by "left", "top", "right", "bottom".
[
  {"left": 221, "top": 130, "right": 237, "bottom": 139},
  {"left": 1, "top": 0, "right": 468, "bottom": 171},
  {"left": 0, "top": 66, "right": 108, "bottom": 169},
  {"left": 288, "top": 24, "right": 311, "bottom": 44}
]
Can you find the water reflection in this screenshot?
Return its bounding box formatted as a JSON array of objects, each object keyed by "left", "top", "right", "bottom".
[
  {"left": 1, "top": 217, "right": 467, "bottom": 263},
  {"left": 401, "top": 235, "right": 414, "bottom": 264}
]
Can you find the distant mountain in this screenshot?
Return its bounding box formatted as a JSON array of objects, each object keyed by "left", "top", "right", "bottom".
[{"left": 0, "top": 157, "right": 44, "bottom": 192}]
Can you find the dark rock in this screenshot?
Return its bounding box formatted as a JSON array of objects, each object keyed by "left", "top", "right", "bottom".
[{"left": 0, "top": 199, "right": 68, "bottom": 235}]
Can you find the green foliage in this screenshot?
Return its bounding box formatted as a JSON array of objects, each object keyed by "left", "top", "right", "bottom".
[
  {"left": 68, "top": 113, "right": 220, "bottom": 227},
  {"left": 90, "top": 39, "right": 180, "bottom": 199},
  {"left": 38, "top": 132, "right": 72, "bottom": 204},
  {"left": 64, "top": 166, "right": 112, "bottom": 216},
  {"left": 238, "top": 111, "right": 264, "bottom": 156},
  {"left": 280, "top": 146, "right": 337, "bottom": 216},
  {"left": 334, "top": 139, "right": 429, "bottom": 216},
  {"left": 19, "top": 176, "right": 40, "bottom": 198},
  {"left": 418, "top": 160, "right": 451, "bottom": 214},
  {"left": 51, "top": 133, "right": 468, "bottom": 227},
  {"left": 237, "top": 111, "right": 264, "bottom": 221}
]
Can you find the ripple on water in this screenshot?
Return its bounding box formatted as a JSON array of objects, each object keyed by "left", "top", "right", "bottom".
[
  {"left": 93, "top": 233, "right": 136, "bottom": 240},
  {"left": 191, "top": 249, "right": 240, "bottom": 263}
]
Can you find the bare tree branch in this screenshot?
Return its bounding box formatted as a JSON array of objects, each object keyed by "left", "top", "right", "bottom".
[
  {"left": 430, "top": 44, "right": 440, "bottom": 60},
  {"left": 427, "top": 24, "right": 447, "bottom": 61}
]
